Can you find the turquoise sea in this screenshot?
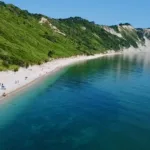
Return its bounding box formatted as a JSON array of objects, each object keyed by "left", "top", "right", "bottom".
[{"left": 0, "top": 53, "right": 150, "bottom": 150}]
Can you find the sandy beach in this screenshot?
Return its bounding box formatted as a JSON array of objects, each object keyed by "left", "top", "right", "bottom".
[
  {"left": 1, "top": 37, "right": 150, "bottom": 100},
  {"left": 0, "top": 51, "right": 122, "bottom": 99}
]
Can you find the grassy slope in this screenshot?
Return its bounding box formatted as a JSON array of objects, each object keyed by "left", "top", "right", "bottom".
[
  {"left": 0, "top": 1, "right": 146, "bottom": 71},
  {"left": 0, "top": 3, "right": 81, "bottom": 70}
]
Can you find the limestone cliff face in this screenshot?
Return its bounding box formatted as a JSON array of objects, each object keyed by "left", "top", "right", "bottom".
[{"left": 143, "top": 29, "right": 150, "bottom": 39}]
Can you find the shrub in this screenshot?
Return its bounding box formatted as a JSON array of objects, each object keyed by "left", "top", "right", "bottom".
[
  {"left": 25, "top": 62, "right": 29, "bottom": 68},
  {"left": 38, "top": 61, "right": 42, "bottom": 65},
  {"left": 2, "top": 61, "right": 9, "bottom": 68},
  {"left": 44, "top": 59, "right": 49, "bottom": 62},
  {"left": 48, "top": 50, "right": 54, "bottom": 57},
  {"left": 14, "top": 67, "right": 19, "bottom": 72}
]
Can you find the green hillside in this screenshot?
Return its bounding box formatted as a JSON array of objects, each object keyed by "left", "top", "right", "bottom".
[{"left": 0, "top": 1, "right": 148, "bottom": 71}]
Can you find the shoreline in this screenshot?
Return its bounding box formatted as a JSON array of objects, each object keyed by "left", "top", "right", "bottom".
[
  {"left": 0, "top": 51, "right": 122, "bottom": 101},
  {"left": 0, "top": 66, "right": 62, "bottom": 103}
]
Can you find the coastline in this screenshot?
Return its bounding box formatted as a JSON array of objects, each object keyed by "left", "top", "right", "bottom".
[{"left": 0, "top": 51, "right": 121, "bottom": 100}]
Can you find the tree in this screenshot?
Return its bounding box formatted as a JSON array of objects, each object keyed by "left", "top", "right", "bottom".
[{"left": 0, "top": 2, "right": 6, "bottom": 7}]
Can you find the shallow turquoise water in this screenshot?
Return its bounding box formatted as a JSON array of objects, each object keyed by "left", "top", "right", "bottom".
[{"left": 0, "top": 53, "right": 150, "bottom": 150}]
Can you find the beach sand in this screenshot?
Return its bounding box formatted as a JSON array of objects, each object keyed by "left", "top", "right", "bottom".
[{"left": 0, "top": 51, "right": 121, "bottom": 100}]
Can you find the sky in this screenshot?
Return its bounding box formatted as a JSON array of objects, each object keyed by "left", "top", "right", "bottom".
[{"left": 3, "top": 0, "right": 150, "bottom": 28}]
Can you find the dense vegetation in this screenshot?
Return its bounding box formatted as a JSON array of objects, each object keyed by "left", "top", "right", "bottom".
[{"left": 0, "top": 1, "right": 148, "bottom": 70}]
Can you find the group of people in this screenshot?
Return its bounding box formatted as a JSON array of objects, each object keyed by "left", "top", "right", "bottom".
[
  {"left": 0, "top": 83, "right": 6, "bottom": 97},
  {"left": 0, "top": 76, "right": 29, "bottom": 98}
]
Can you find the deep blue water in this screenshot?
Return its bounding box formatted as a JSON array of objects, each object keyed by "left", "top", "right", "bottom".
[{"left": 0, "top": 53, "right": 150, "bottom": 150}]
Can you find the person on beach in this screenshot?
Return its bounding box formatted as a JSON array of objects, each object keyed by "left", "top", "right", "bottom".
[
  {"left": 1, "top": 84, "right": 6, "bottom": 90},
  {"left": 2, "top": 92, "right": 6, "bottom": 97}
]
